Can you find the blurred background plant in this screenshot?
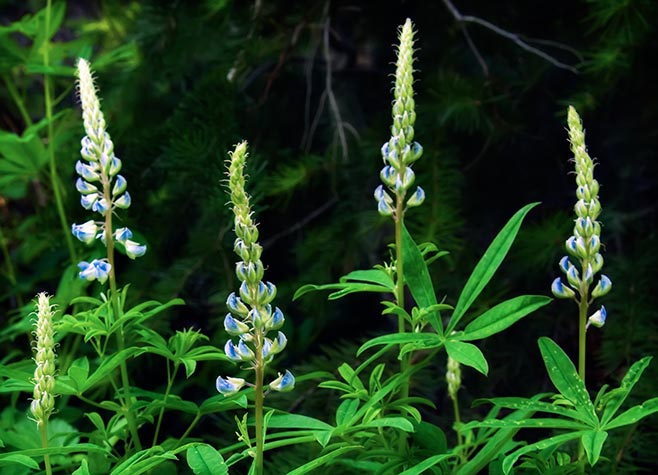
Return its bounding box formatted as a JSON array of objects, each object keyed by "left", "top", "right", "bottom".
[{"left": 1, "top": 0, "right": 657, "bottom": 473}]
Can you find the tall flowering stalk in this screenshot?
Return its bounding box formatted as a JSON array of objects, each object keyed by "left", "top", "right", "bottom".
[
  {"left": 71, "top": 58, "right": 146, "bottom": 449},
  {"left": 373, "top": 18, "right": 423, "bottom": 396},
  {"left": 551, "top": 106, "right": 611, "bottom": 382},
  {"left": 216, "top": 141, "right": 294, "bottom": 475},
  {"left": 30, "top": 293, "right": 57, "bottom": 475},
  {"left": 72, "top": 58, "right": 146, "bottom": 285}
]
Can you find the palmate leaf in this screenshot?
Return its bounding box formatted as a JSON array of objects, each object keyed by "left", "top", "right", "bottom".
[{"left": 447, "top": 203, "right": 539, "bottom": 333}]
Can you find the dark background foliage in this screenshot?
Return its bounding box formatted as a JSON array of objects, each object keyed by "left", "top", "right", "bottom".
[{"left": 1, "top": 0, "right": 657, "bottom": 472}]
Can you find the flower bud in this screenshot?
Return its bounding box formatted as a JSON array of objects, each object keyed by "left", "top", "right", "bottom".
[
  {"left": 551, "top": 277, "right": 576, "bottom": 299},
  {"left": 587, "top": 306, "right": 607, "bottom": 329},
  {"left": 269, "top": 370, "right": 295, "bottom": 392},
  {"left": 406, "top": 186, "right": 425, "bottom": 208},
  {"left": 71, "top": 220, "right": 99, "bottom": 245},
  {"left": 224, "top": 314, "right": 250, "bottom": 336},
  {"left": 591, "top": 274, "right": 612, "bottom": 298},
  {"left": 216, "top": 376, "right": 246, "bottom": 396}
]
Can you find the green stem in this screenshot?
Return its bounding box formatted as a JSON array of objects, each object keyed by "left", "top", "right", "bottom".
[
  {"left": 4, "top": 75, "right": 33, "bottom": 127},
  {"left": 104, "top": 190, "right": 142, "bottom": 451},
  {"left": 577, "top": 293, "right": 589, "bottom": 382},
  {"left": 39, "top": 422, "right": 53, "bottom": 475},
  {"left": 153, "top": 361, "right": 178, "bottom": 446},
  {"left": 175, "top": 413, "right": 201, "bottom": 449},
  {"left": 0, "top": 225, "right": 24, "bottom": 308},
  {"left": 576, "top": 284, "right": 589, "bottom": 471},
  {"left": 451, "top": 395, "right": 466, "bottom": 466},
  {"left": 254, "top": 331, "right": 265, "bottom": 475},
  {"left": 394, "top": 192, "right": 411, "bottom": 454},
  {"left": 43, "top": 0, "right": 77, "bottom": 266}
]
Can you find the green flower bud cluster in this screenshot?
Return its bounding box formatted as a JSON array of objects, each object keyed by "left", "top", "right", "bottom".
[
  {"left": 552, "top": 106, "right": 611, "bottom": 327},
  {"left": 446, "top": 355, "right": 462, "bottom": 401},
  {"left": 375, "top": 18, "right": 425, "bottom": 217},
  {"left": 30, "top": 293, "right": 57, "bottom": 427},
  {"left": 216, "top": 142, "right": 294, "bottom": 396}
]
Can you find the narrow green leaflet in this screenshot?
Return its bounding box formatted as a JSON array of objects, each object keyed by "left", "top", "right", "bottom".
[
  {"left": 456, "top": 406, "right": 534, "bottom": 475},
  {"left": 502, "top": 431, "right": 588, "bottom": 475},
  {"left": 398, "top": 454, "right": 453, "bottom": 475},
  {"left": 186, "top": 444, "right": 229, "bottom": 475},
  {"left": 448, "top": 202, "right": 539, "bottom": 333},
  {"left": 287, "top": 447, "right": 359, "bottom": 475},
  {"left": 339, "top": 269, "right": 395, "bottom": 289},
  {"left": 445, "top": 340, "right": 488, "bottom": 376},
  {"left": 603, "top": 397, "right": 658, "bottom": 430},
  {"left": 0, "top": 454, "right": 39, "bottom": 469},
  {"left": 335, "top": 399, "right": 360, "bottom": 427},
  {"left": 581, "top": 430, "right": 608, "bottom": 466},
  {"left": 473, "top": 396, "right": 583, "bottom": 421},
  {"left": 266, "top": 413, "right": 334, "bottom": 432},
  {"left": 357, "top": 333, "right": 442, "bottom": 357},
  {"left": 401, "top": 224, "right": 440, "bottom": 331},
  {"left": 460, "top": 295, "right": 551, "bottom": 341},
  {"left": 363, "top": 417, "right": 414, "bottom": 432},
  {"left": 293, "top": 282, "right": 391, "bottom": 301},
  {"left": 538, "top": 337, "right": 597, "bottom": 426},
  {"left": 601, "top": 356, "right": 653, "bottom": 425},
  {"left": 82, "top": 347, "right": 145, "bottom": 393},
  {"left": 71, "top": 460, "right": 91, "bottom": 475},
  {"left": 461, "top": 418, "right": 588, "bottom": 431}
]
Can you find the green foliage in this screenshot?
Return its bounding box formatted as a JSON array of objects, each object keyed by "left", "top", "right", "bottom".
[{"left": 1, "top": 1, "right": 656, "bottom": 474}]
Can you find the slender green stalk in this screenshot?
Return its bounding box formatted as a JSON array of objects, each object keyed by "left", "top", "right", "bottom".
[
  {"left": 153, "top": 361, "right": 178, "bottom": 445},
  {"left": 394, "top": 197, "right": 410, "bottom": 398},
  {"left": 39, "top": 423, "right": 53, "bottom": 475},
  {"left": 43, "top": 0, "right": 77, "bottom": 265},
  {"left": 577, "top": 291, "right": 589, "bottom": 382},
  {"left": 254, "top": 340, "right": 265, "bottom": 475},
  {"left": 3, "top": 75, "right": 33, "bottom": 127},
  {"left": 451, "top": 396, "right": 465, "bottom": 465},
  {"left": 0, "top": 226, "right": 24, "bottom": 307}
]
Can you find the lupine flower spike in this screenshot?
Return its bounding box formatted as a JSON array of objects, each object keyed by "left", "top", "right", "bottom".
[
  {"left": 30, "top": 293, "right": 57, "bottom": 428},
  {"left": 374, "top": 18, "right": 424, "bottom": 218},
  {"left": 551, "top": 106, "right": 611, "bottom": 331},
  {"left": 216, "top": 141, "right": 294, "bottom": 396},
  {"left": 71, "top": 58, "right": 146, "bottom": 283}
]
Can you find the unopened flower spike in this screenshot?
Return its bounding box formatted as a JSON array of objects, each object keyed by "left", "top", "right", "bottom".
[
  {"left": 217, "top": 141, "right": 294, "bottom": 397},
  {"left": 552, "top": 106, "right": 611, "bottom": 329},
  {"left": 71, "top": 58, "right": 146, "bottom": 282},
  {"left": 30, "top": 293, "right": 57, "bottom": 428},
  {"left": 375, "top": 18, "right": 425, "bottom": 218}
]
